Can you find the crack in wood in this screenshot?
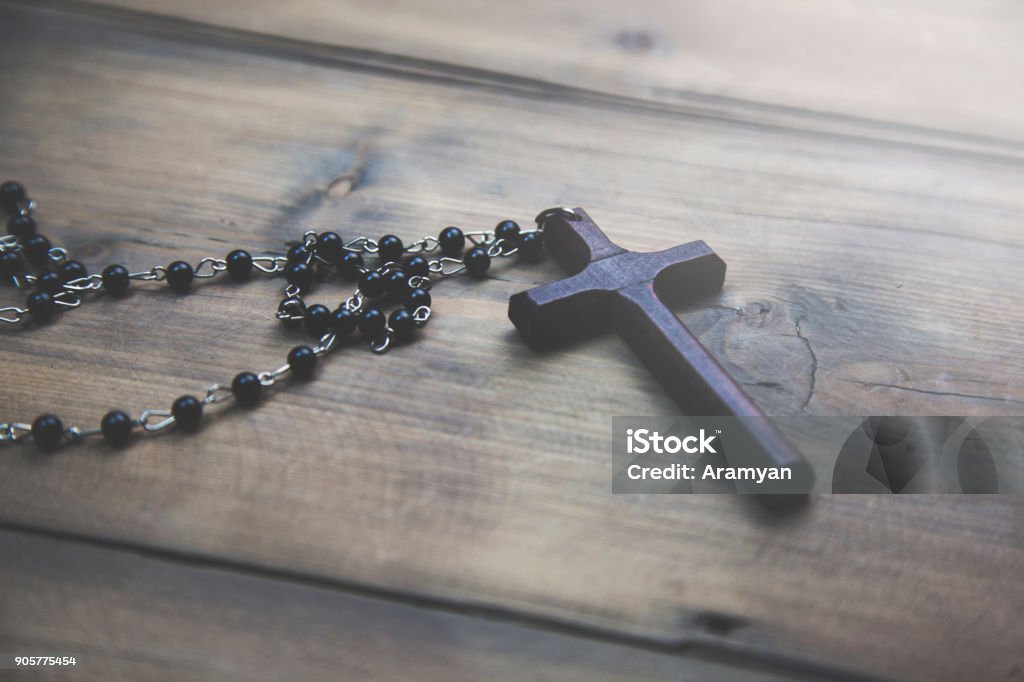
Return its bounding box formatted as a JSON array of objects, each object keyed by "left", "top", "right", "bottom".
[
  {"left": 794, "top": 315, "right": 818, "bottom": 413},
  {"left": 843, "top": 380, "right": 1024, "bottom": 406}
]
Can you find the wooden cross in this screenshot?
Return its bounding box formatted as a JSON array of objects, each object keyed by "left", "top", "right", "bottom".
[{"left": 508, "top": 208, "right": 811, "bottom": 480}]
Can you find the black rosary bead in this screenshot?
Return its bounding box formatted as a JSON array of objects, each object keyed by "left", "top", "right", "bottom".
[
  {"left": 358, "top": 270, "right": 385, "bottom": 298},
  {"left": 404, "top": 286, "right": 431, "bottom": 311},
  {"left": 171, "top": 395, "right": 203, "bottom": 432},
  {"left": 100, "top": 410, "right": 134, "bottom": 447},
  {"left": 377, "top": 234, "right": 404, "bottom": 263},
  {"left": 232, "top": 371, "right": 263, "bottom": 407},
  {"left": 338, "top": 248, "right": 363, "bottom": 279},
  {"left": 0, "top": 181, "right": 26, "bottom": 213},
  {"left": 403, "top": 255, "right": 429, "bottom": 277},
  {"left": 330, "top": 306, "right": 356, "bottom": 336},
  {"left": 101, "top": 264, "right": 130, "bottom": 296},
  {"left": 7, "top": 214, "right": 36, "bottom": 239},
  {"left": 225, "top": 249, "right": 253, "bottom": 281},
  {"left": 388, "top": 308, "right": 416, "bottom": 343},
  {"left": 31, "top": 413, "right": 64, "bottom": 452},
  {"left": 288, "top": 345, "right": 317, "bottom": 380},
  {"left": 26, "top": 291, "right": 57, "bottom": 323},
  {"left": 165, "top": 261, "right": 194, "bottom": 293},
  {"left": 494, "top": 220, "right": 520, "bottom": 243},
  {"left": 0, "top": 251, "right": 22, "bottom": 279},
  {"left": 303, "top": 303, "right": 332, "bottom": 338},
  {"left": 36, "top": 270, "right": 64, "bottom": 294},
  {"left": 59, "top": 260, "right": 87, "bottom": 284},
  {"left": 286, "top": 243, "right": 308, "bottom": 264},
  {"left": 317, "top": 231, "right": 344, "bottom": 263},
  {"left": 285, "top": 262, "right": 313, "bottom": 292},
  {"left": 358, "top": 307, "right": 387, "bottom": 338},
  {"left": 338, "top": 250, "right": 364, "bottom": 282},
  {"left": 384, "top": 268, "right": 409, "bottom": 298},
  {"left": 463, "top": 246, "right": 491, "bottom": 277},
  {"left": 517, "top": 231, "right": 544, "bottom": 262},
  {"left": 438, "top": 226, "right": 465, "bottom": 257},
  {"left": 23, "top": 234, "right": 51, "bottom": 265}
]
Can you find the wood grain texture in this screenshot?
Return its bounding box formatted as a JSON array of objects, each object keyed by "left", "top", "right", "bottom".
[
  {"left": 0, "top": 529, "right": 801, "bottom": 682},
  {"left": 95, "top": 0, "right": 1024, "bottom": 142},
  {"left": 0, "top": 2, "right": 1022, "bottom": 681}
]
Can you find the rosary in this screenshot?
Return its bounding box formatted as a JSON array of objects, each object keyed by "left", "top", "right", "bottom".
[
  {"left": 0, "top": 179, "right": 549, "bottom": 451},
  {"left": 1, "top": 178, "right": 811, "bottom": 480}
]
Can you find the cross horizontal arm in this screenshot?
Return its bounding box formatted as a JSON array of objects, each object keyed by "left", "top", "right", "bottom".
[{"left": 508, "top": 242, "right": 725, "bottom": 348}]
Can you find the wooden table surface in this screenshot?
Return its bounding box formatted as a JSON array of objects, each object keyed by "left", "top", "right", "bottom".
[{"left": 1, "top": 1, "right": 1022, "bottom": 680}]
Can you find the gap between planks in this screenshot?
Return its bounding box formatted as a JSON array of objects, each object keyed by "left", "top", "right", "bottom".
[
  {"left": 6, "top": 0, "right": 1024, "bottom": 166},
  {"left": 0, "top": 521, "right": 891, "bottom": 682}
]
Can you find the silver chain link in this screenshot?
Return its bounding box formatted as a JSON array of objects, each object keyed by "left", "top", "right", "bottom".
[{"left": 0, "top": 423, "right": 32, "bottom": 442}]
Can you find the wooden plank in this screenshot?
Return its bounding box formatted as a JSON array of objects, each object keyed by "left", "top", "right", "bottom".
[
  {"left": 0, "top": 528, "right": 799, "bottom": 681},
  {"left": 0, "top": 4, "right": 1021, "bottom": 682},
  {"left": 91, "top": 0, "right": 1024, "bottom": 142}
]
